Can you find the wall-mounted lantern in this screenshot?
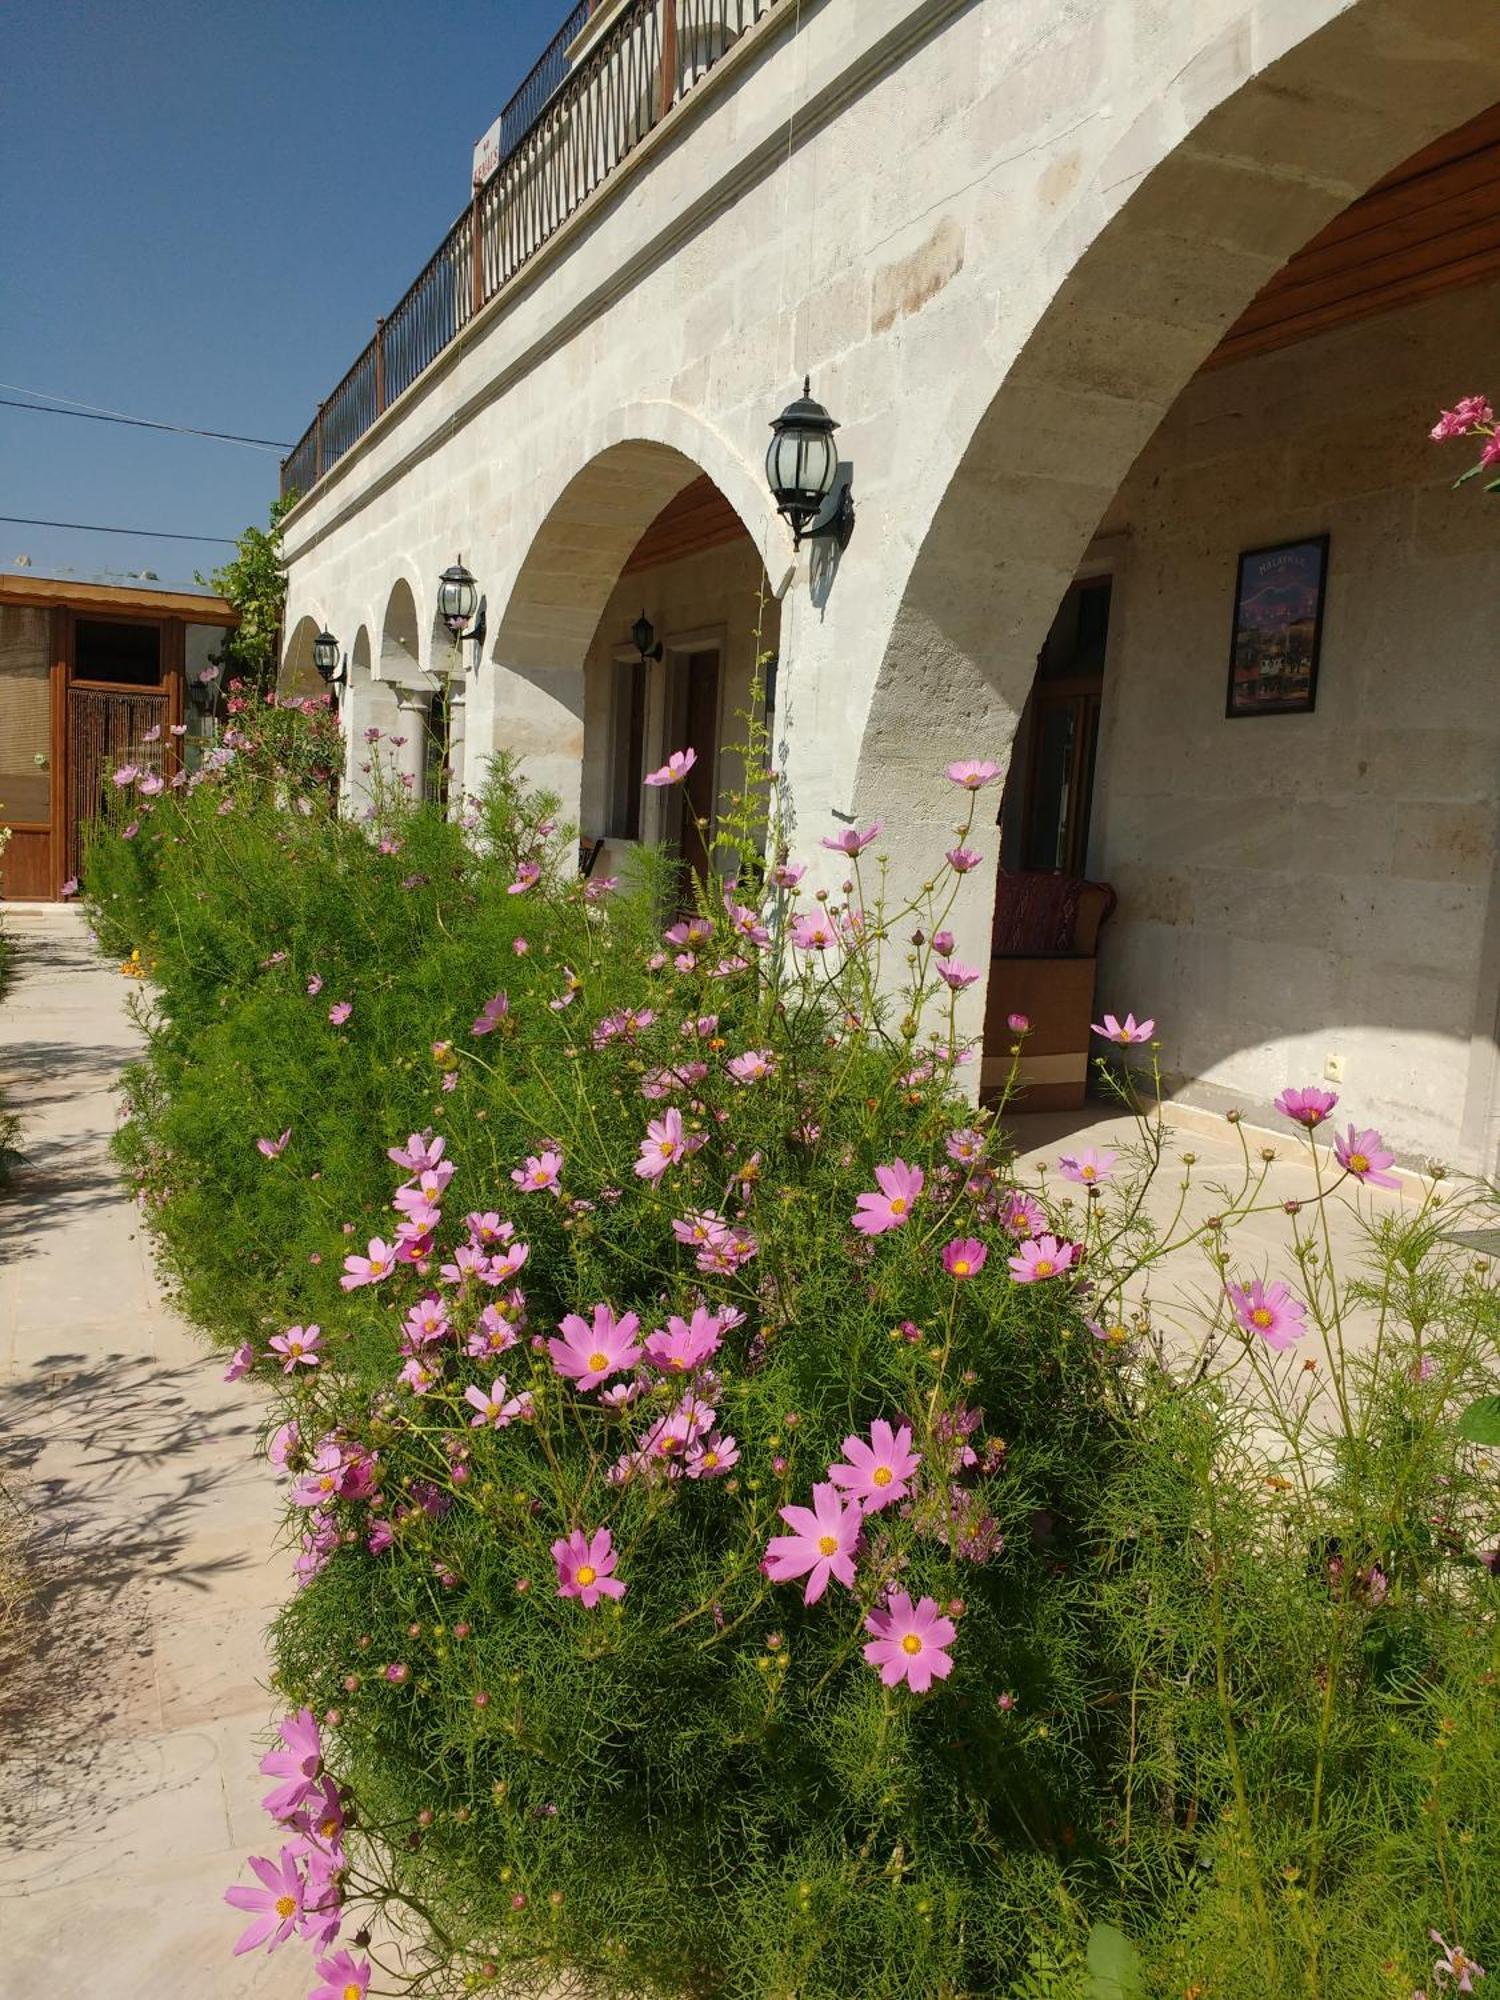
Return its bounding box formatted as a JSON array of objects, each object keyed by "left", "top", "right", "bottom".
[
  {"left": 439, "top": 555, "right": 486, "bottom": 668},
  {"left": 313, "top": 628, "right": 346, "bottom": 702},
  {"left": 766, "top": 378, "right": 855, "bottom": 550},
  {"left": 631, "top": 610, "right": 664, "bottom": 664}
]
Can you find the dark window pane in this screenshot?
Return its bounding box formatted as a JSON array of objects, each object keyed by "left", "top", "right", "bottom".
[
  {"left": 75, "top": 619, "right": 161, "bottom": 686},
  {"left": 1023, "top": 699, "right": 1075, "bottom": 871}
]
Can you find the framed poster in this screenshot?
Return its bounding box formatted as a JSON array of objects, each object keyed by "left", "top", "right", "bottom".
[{"left": 1225, "top": 535, "right": 1328, "bottom": 718}]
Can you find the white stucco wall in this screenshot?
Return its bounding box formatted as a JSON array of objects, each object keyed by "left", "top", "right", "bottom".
[{"left": 1088, "top": 282, "right": 1500, "bottom": 1168}]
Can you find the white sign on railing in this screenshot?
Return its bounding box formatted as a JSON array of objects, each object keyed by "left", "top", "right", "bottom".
[{"left": 472, "top": 115, "right": 503, "bottom": 188}]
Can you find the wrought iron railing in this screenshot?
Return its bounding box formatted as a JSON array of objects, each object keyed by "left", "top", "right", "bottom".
[{"left": 282, "top": 0, "right": 782, "bottom": 500}]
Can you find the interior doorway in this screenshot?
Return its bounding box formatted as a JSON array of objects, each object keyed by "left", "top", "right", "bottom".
[
  {"left": 669, "top": 640, "right": 722, "bottom": 889},
  {"left": 1000, "top": 577, "right": 1111, "bottom": 878}
]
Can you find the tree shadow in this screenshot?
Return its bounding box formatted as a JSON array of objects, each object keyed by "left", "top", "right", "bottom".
[{"left": 0, "top": 1348, "right": 268, "bottom": 1849}]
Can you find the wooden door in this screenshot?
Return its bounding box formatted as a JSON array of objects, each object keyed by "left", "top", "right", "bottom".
[
  {"left": 0, "top": 602, "right": 59, "bottom": 899},
  {"left": 678, "top": 646, "right": 721, "bottom": 888},
  {"left": 66, "top": 685, "right": 169, "bottom": 883}
]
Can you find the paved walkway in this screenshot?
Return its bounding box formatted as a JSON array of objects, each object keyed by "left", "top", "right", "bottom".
[{"left": 0, "top": 905, "right": 303, "bottom": 1998}]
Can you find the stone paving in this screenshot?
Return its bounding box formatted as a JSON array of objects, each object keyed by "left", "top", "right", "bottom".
[{"left": 0, "top": 904, "right": 304, "bottom": 1998}]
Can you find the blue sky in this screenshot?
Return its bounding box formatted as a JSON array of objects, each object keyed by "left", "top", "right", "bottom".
[{"left": 2, "top": 0, "right": 568, "bottom": 586}]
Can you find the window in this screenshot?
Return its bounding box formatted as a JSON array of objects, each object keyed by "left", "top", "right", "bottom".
[
  {"left": 606, "top": 653, "right": 648, "bottom": 839},
  {"left": 1004, "top": 578, "right": 1112, "bottom": 879},
  {"left": 74, "top": 618, "right": 161, "bottom": 686},
  {"left": 0, "top": 606, "right": 52, "bottom": 822}
]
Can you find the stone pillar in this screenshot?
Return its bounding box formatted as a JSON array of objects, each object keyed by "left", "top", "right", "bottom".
[
  {"left": 445, "top": 677, "right": 467, "bottom": 812},
  {"left": 394, "top": 691, "right": 429, "bottom": 804}
]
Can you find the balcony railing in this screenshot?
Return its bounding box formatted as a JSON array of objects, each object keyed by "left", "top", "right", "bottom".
[{"left": 282, "top": 0, "right": 782, "bottom": 500}]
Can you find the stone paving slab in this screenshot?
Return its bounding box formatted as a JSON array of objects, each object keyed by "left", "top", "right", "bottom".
[{"left": 0, "top": 905, "right": 305, "bottom": 1999}]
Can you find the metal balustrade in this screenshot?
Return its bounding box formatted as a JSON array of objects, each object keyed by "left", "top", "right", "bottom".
[{"left": 281, "top": 0, "right": 782, "bottom": 500}]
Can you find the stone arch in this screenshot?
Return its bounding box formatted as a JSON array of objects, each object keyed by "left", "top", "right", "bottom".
[
  {"left": 854, "top": 0, "right": 1500, "bottom": 836},
  {"left": 482, "top": 416, "right": 780, "bottom": 835},
  {"left": 279, "top": 614, "right": 325, "bottom": 700},
  {"left": 379, "top": 577, "right": 424, "bottom": 687},
  {"left": 343, "top": 624, "right": 402, "bottom": 810},
  {"left": 843, "top": 0, "right": 1500, "bottom": 1157}
]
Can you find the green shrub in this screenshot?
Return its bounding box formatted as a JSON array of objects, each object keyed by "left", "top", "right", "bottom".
[{"left": 93, "top": 715, "right": 1500, "bottom": 2000}]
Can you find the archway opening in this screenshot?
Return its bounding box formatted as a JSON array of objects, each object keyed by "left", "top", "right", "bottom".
[
  {"left": 882, "top": 57, "right": 1500, "bottom": 1168},
  {"left": 487, "top": 440, "right": 779, "bottom": 889},
  {"left": 279, "top": 615, "right": 325, "bottom": 701}
]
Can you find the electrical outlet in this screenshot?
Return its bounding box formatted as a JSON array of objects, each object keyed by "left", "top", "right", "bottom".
[{"left": 1323, "top": 1052, "right": 1345, "bottom": 1084}]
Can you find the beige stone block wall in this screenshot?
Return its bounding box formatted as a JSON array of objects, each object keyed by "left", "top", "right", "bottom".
[{"left": 1090, "top": 281, "right": 1500, "bottom": 1167}]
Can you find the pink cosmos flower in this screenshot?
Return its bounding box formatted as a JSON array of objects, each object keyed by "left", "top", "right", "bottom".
[
  {"left": 1007, "top": 1011, "right": 1031, "bottom": 1032},
  {"left": 946, "top": 759, "right": 1001, "bottom": 789},
  {"left": 1091, "top": 1012, "right": 1154, "bottom": 1044},
  {"left": 638, "top": 1392, "right": 717, "bottom": 1467},
  {"left": 789, "top": 911, "right": 839, "bottom": 951},
  {"left": 829, "top": 1419, "right": 921, "bottom": 1512},
  {"left": 512, "top": 1148, "right": 563, "bottom": 1195},
  {"left": 1334, "top": 1123, "right": 1401, "bottom": 1189},
  {"left": 550, "top": 1304, "right": 643, "bottom": 1390},
  {"left": 223, "top": 1342, "right": 254, "bottom": 1381},
  {"left": 340, "top": 1237, "right": 395, "bottom": 1290},
  {"left": 552, "top": 1525, "right": 626, "bottom": 1606},
  {"left": 258, "top": 1708, "right": 323, "bottom": 1818},
  {"left": 997, "top": 1189, "right": 1046, "bottom": 1237},
  {"left": 1228, "top": 1276, "right": 1307, "bottom": 1352},
  {"left": 472, "top": 990, "right": 509, "bottom": 1036},
  {"left": 1058, "top": 1146, "right": 1115, "bottom": 1186},
  {"left": 120, "top": 821, "right": 139, "bottom": 839},
  {"left": 863, "top": 1592, "right": 957, "bottom": 1692},
  {"left": 644, "top": 747, "right": 697, "bottom": 786},
  {"left": 1431, "top": 395, "right": 1494, "bottom": 440},
  {"left": 946, "top": 846, "right": 983, "bottom": 872},
  {"left": 644, "top": 1306, "right": 722, "bottom": 1374},
  {"left": 256, "top": 1129, "right": 292, "bottom": 1159},
  {"left": 310, "top": 1950, "right": 371, "bottom": 2000},
  {"left": 507, "top": 860, "right": 541, "bottom": 895},
  {"left": 686, "top": 1432, "right": 738, "bottom": 1477},
  {"left": 388, "top": 1132, "right": 445, "bottom": 1172},
  {"left": 269, "top": 1324, "right": 322, "bottom": 1372},
  {"left": 936, "top": 958, "right": 981, "bottom": 992},
  {"left": 1274, "top": 1084, "right": 1338, "bottom": 1128},
  {"left": 764, "top": 1482, "right": 862, "bottom": 1603},
  {"left": 224, "top": 1846, "right": 309, "bottom": 1954},
  {"left": 469, "top": 1301, "right": 522, "bottom": 1357},
  {"left": 306, "top": 974, "right": 323, "bottom": 997},
  {"left": 1008, "top": 1233, "right": 1078, "bottom": 1283},
  {"left": 727, "top": 1049, "right": 775, "bottom": 1083},
  {"left": 852, "top": 1159, "right": 924, "bottom": 1235},
  {"left": 138, "top": 771, "right": 164, "bottom": 797},
  {"left": 942, "top": 1237, "right": 988, "bottom": 1279},
  {"left": 488, "top": 1240, "right": 529, "bottom": 1284},
  {"left": 634, "top": 1106, "right": 694, "bottom": 1181},
  {"left": 464, "top": 1376, "right": 529, "bottom": 1427},
  {"left": 328, "top": 1001, "right": 352, "bottom": 1026},
  {"left": 403, "top": 1295, "right": 450, "bottom": 1348},
  {"left": 820, "top": 822, "right": 881, "bottom": 856},
  {"left": 945, "top": 1127, "right": 985, "bottom": 1165},
  {"left": 59, "top": 875, "right": 79, "bottom": 897},
  {"left": 111, "top": 764, "right": 139, "bottom": 788},
  {"left": 771, "top": 862, "right": 805, "bottom": 889},
  {"left": 1429, "top": 1931, "right": 1486, "bottom": 1992}
]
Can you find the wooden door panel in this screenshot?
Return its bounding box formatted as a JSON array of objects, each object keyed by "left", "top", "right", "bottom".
[
  {"left": 1, "top": 828, "right": 54, "bottom": 900},
  {"left": 67, "top": 685, "right": 169, "bottom": 884}
]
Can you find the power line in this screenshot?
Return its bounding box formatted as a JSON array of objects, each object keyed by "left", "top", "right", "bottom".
[
  {"left": 0, "top": 514, "right": 238, "bottom": 546},
  {"left": 0, "top": 382, "right": 290, "bottom": 452}
]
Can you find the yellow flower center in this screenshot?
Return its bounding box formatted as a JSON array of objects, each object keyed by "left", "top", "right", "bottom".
[
  {"left": 661, "top": 1140, "right": 678, "bottom": 1158},
  {"left": 1034, "top": 1259, "right": 1055, "bottom": 1277},
  {"left": 1113, "top": 1030, "right": 1130, "bottom": 1043},
  {"left": 345, "top": 1985, "right": 364, "bottom": 2000},
  {"left": 952, "top": 1259, "right": 971, "bottom": 1276},
  {"left": 890, "top": 1196, "right": 907, "bottom": 1216},
  {"left": 1080, "top": 1166, "right": 1097, "bottom": 1181},
  {"left": 587, "top": 1352, "right": 609, "bottom": 1372},
  {"left": 576, "top": 1564, "right": 597, "bottom": 1587},
  {"left": 872, "top": 1466, "right": 893, "bottom": 1487},
  {"left": 1349, "top": 1152, "right": 1369, "bottom": 1174},
  {"left": 371, "top": 1259, "right": 387, "bottom": 1276},
  {"left": 1250, "top": 1307, "right": 1274, "bottom": 1329},
  {"left": 901, "top": 1634, "right": 923, "bottom": 1655},
  {"left": 817, "top": 1535, "right": 839, "bottom": 1557},
  {"left": 275, "top": 1894, "right": 297, "bottom": 1918},
  {"left": 319, "top": 1815, "right": 339, "bottom": 1839}
]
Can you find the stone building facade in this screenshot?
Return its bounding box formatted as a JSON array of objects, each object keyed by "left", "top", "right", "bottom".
[{"left": 277, "top": 0, "right": 1500, "bottom": 1173}]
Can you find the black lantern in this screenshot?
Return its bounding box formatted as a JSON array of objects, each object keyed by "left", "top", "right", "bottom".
[
  {"left": 631, "top": 610, "right": 663, "bottom": 664},
  {"left": 766, "top": 377, "right": 854, "bottom": 549},
  {"left": 438, "top": 557, "right": 479, "bottom": 635},
  {"left": 313, "top": 629, "right": 341, "bottom": 681}
]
